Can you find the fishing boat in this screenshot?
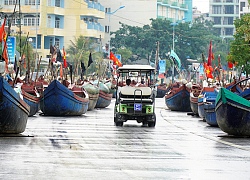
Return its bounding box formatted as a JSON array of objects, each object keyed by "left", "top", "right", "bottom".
[
  {"left": 94, "top": 81, "right": 112, "bottom": 108},
  {"left": 215, "top": 87, "right": 250, "bottom": 136},
  {"left": 0, "top": 76, "right": 30, "bottom": 133},
  {"left": 165, "top": 81, "right": 192, "bottom": 112},
  {"left": 198, "top": 87, "right": 218, "bottom": 122},
  {"left": 156, "top": 83, "right": 170, "bottom": 98},
  {"left": 40, "top": 80, "right": 89, "bottom": 116},
  {"left": 82, "top": 82, "right": 99, "bottom": 111},
  {"left": 189, "top": 83, "right": 202, "bottom": 116},
  {"left": 21, "top": 83, "right": 40, "bottom": 116}
]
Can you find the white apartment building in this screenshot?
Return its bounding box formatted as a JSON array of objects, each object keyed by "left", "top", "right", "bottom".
[{"left": 209, "top": 0, "right": 239, "bottom": 39}]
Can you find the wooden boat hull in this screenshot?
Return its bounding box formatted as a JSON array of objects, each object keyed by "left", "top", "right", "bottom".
[
  {"left": 204, "top": 103, "right": 218, "bottom": 127},
  {"left": 22, "top": 90, "right": 40, "bottom": 116},
  {"left": 0, "top": 77, "right": 30, "bottom": 133},
  {"left": 165, "top": 85, "right": 191, "bottom": 112},
  {"left": 198, "top": 97, "right": 205, "bottom": 121},
  {"left": 88, "top": 93, "right": 99, "bottom": 111},
  {"left": 216, "top": 88, "right": 250, "bottom": 136},
  {"left": 40, "top": 80, "right": 89, "bottom": 116},
  {"left": 95, "top": 90, "right": 112, "bottom": 108},
  {"left": 190, "top": 95, "right": 198, "bottom": 115},
  {"left": 82, "top": 83, "right": 99, "bottom": 111},
  {"left": 156, "top": 85, "right": 170, "bottom": 98},
  {"left": 198, "top": 87, "right": 218, "bottom": 121}
]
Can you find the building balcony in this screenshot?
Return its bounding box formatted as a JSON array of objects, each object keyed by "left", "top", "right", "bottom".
[
  {"left": 83, "top": 8, "right": 105, "bottom": 19},
  {"left": 45, "top": 6, "right": 65, "bottom": 15},
  {"left": 43, "top": 27, "right": 65, "bottom": 36},
  {"left": 80, "top": 21, "right": 104, "bottom": 38}
]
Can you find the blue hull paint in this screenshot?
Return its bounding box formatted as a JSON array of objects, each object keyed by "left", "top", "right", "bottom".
[
  {"left": 23, "top": 97, "right": 39, "bottom": 116},
  {"left": 216, "top": 88, "right": 250, "bottom": 136},
  {"left": 165, "top": 87, "right": 191, "bottom": 112},
  {"left": 204, "top": 103, "right": 218, "bottom": 127},
  {"left": 40, "top": 80, "right": 89, "bottom": 116},
  {"left": 0, "top": 77, "right": 30, "bottom": 133}
]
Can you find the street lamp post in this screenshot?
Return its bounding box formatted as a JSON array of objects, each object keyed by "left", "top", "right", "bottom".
[
  {"left": 106, "top": 5, "right": 125, "bottom": 77},
  {"left": 107, "top": 5, "right": 125, "bottom": 59},
  {"left": 170, "top": 22, "right": 177, "bottom": 83}
]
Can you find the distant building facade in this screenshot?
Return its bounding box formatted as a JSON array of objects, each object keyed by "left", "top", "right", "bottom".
[
  {"left": 0, "top": 0, "right": 105, "bottom": 59},
  {"left": 99, "top": 0, "right": 193, "bottom": 50},
  {"left": 209, "top": 0, "right": 239, "bottom": 39}
]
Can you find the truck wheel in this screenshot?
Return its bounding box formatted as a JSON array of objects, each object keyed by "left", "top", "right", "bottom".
[
  {"left": 148, "top": 114, "right": 156, "bottom": 127},
  {"left": 115, "top": 121, "right": 123, "bottom": 126}
]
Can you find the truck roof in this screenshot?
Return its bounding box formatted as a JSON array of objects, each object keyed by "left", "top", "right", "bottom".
[{"left": 117, "top": 65, "right": 155, "bottom": 73}]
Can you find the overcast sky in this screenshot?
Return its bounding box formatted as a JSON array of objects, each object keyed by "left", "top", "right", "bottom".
[{"left": 193, "top": 0, "right": 209, "bottom": 13}]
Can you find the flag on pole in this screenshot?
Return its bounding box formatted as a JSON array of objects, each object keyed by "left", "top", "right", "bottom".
[
  {"left": 2, "top": 29, "right": 8, "bottom": 71},
  {"left": 88, "top": 53, "right": 93, "bottom": 67},
  {"left": 207, "top": 40, "right": 214, "bottom": 66},
  {"left": 110, "top": 51, "right": 122, "bottom": 67},
  {"left": 63, "top": 46, "right": 67, "bottom": 68},
  {"left": 0, "top": 17, "right": 6, "bottom": 42}
]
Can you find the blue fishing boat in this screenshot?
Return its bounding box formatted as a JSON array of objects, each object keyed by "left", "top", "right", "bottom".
[
  {"left": 40, "top": 80, "right": 89, "bottom": 116},
  {"left": 156, "top": 84, "right": 170, "bottom": 98},
  {"left": 204, "top": 102, "right": 218, "bottom": 126},
  {"left": 215, "top": 87, "right": 250, "bottom": 136},
  {"left": 0, "top": 76, "right": 30, "bottom": 133},
  {"left": 165, "top": 82, "right": 192, "bottom": 112},
  {"left": 198, "top": 87, "right": 218, "bottom": 124},
  {"left": 22, "top": 83, "right": 40, "bottom": 116}
]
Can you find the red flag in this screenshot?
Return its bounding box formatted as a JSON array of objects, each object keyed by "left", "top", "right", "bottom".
[
  {"left": 110, "top": 51, "right": 122, "bottom": 67},
  {"left": 207, "top": 40, "right": 213, "bottom": 66},
  {"left": 204, "top": 62, "right": 213, "bottom": 79},
  {"left": 0, "top": 17, "right": 6, "bottom": 42},
  {"left": 2, "top": 30, "right": 8, "bottom": 71},
  {"left": 22, "top": 54, "right": 26, "bottom": 69},
  {"left": 63, "top": 46, "right": 67, "bottom": 68},
  {"left": 228, "top": 62, "right": 233, "bottom": 69}
]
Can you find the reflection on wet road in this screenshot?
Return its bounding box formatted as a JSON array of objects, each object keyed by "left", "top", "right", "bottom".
[{"left": 1, "top": 98, "right": 250, "bottom": 179}]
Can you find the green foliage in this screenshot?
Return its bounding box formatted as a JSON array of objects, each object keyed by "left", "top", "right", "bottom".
[
  {"left": 115, "top": 48, "right": 132, "bottom": 65},
  {"left": 66, "top": 35, "right": 102, "bottom": 76},
  {"left": 111, "top": 18, "right": 229, "bottom": 70},
  {"left": 229, "top": 14, "right": 250, "bottom": 76}
]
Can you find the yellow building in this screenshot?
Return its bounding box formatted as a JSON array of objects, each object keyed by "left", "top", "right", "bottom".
[{"left": 1, "top": 0, "right": 105, "bottom": 59}]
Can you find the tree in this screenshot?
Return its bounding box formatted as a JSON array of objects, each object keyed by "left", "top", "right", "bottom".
[
  {"left": 111, "top": 18, "right": 228, "bottom": 70},
  {"left": 66, "top": 35, "right": 103, "bottom": 77},
  {"left": 228, "top": 14, "right": 250, "bottom": 76},
  {"left": 115, "top": 48, "right": 132, "bottom": 65}
]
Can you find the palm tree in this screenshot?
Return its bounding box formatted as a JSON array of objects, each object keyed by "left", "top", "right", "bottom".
[{"left": 67, "top": 35, "right": 103, "bottom": 78}]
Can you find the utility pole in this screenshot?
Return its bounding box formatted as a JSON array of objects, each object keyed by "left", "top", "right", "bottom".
[{"left": 154, "top": 41, "right": 159, "bottom": 83}]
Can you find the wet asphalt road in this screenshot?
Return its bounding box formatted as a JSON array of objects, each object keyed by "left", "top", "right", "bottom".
[{"left": 1, "top": 98, "right": 250, "bottom": 180}]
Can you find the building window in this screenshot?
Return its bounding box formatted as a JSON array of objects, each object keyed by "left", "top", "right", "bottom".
[
  {"left": 55, "top": 0, "right": 60, "bottom": 7},
  {"left": 4, "top": 0, "right": 19, "bottom": 5},
  {"left": 23, "top": 15, "right": 39, "bottom": 26},
  {"left": 25, "top": 0, "right": 40, "bottom": 5},
  {"left": 105, "top": 25, "right": 109, "bottom": 33},
  {"left": 50, "top": 39, "right": 53, "bottom": 46},
  {"left": 225, "top": 5, "right": 234, "bottom": 14},
  {"left": 55, "top": 38, "right": 60, "bottom": 48},
  {"left": 240, "top": 2, "right": 245, "bottom": 11},
  {"left": 55, "top": 17, "right": 60, "bottom": 28},
  {"left": 47, "top": 15, "right": 51, "bottom": 27},
  {"left": 105, "top": 8, "right": 111, "bottom": 13},
  {"left": 212, "top": 5, "right": 222, "bottom": 14},
  {"left": 214, "top": 17, "right": 221, "bottom": 25},
  {"left": 225, "top": 28, "right": 233, "bottom": 35}
]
